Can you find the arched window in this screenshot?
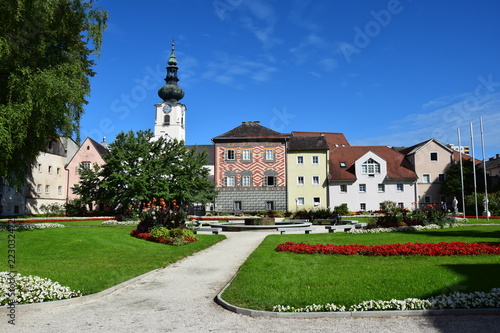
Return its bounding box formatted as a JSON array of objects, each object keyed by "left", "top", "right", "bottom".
[{"left": 361, "top": 158, "right": 380, "bottom": 174}]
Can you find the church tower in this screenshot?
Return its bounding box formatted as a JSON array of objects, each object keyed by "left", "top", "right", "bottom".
[{"left": 154, "top": 42, "right": 186, "bottom": 142}]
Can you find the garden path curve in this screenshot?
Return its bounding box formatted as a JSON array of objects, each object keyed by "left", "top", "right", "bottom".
[{"left": 6, "top": 227, "right": 500, "bottom": 333}]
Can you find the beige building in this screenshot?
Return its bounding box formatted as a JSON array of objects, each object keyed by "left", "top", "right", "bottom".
[
  {"left": 397, "top": 139, "right": 454, "bottom": 207},
  {"left": 24, "top": 138, "right": 78, "bottom": 214},
  {"left": 286, "top": 135, "right": 329, "bottom": 212}
]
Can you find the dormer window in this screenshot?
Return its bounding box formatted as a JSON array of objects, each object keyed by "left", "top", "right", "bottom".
[{"left": 362, "top": 158, "right": 380, "bottom": 174}]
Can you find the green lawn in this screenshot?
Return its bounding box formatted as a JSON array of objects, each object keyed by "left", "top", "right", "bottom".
[
  {"left": 0, "top": 226, "right": 225, "bottom": 295},
  {"left": 221, "top": 225, "right": 500, "bottom": 310}
]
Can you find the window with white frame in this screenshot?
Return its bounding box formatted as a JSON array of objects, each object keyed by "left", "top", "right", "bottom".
[
  {"left": 48, "top": 166, "right": 52, "bottom": 174},
  {"left": 378, "top": 183, "right": 385, "bottom": 192},
  {"left": 45, "top": 185, "right": 50, "bottom": 194},
  {"left": 398, "top": 202, "right": 404, "bottom": 209},
  {"left": 361, "top": 158, "right": 380, "bottom": 174},
  {"left": 312, "top": 176, "right": 320, "bottom": 185},
  {"left": 430, "top": 152, "right": 438, "bottom": 162},
  {"left": 57, "top": 167, "right": 61, "bottom": 176},
  {"left": 266, "top": 201, "right": 275, "bottom": 210},
  {"left": 297, "top": 176, "right": 304, "bottom": 185},
  {"left": 313, "top": 197, "right": 320, "bottom": 206},
  {"left": 234, "top": 201, "right": 242, "bottom": 211},
  {"left": 297, "top": 197, "right": 305, "bottom": 206},
  {"left": 340, "top": 184, "right": 347, "bottom": 193},
  {"left": 312, "top": 156, "right": 319, "bottom": 164},
  {"left": 241, "top": 149, "right": 251, "bottom": 161},
  {"left": 80, "top": 161, "right": 91, "bottom": 170},
  {"left": 58, "top": 186, "right": 62, "bottom": 195},
  {"left": 37, "top": 184, "right": 42, "bottom": 194},
  {"left": 438, "top": 174, "right": 445, "bottom": 182},
  {"left": 224, "top": 176, "right": 235, "bottom": 187},
  {"left": 359, "top": 184, "right": 366, "bottom": 192},
  {"left": 297, "top": 156, "right": 304, "bottom": 165},
  {"left": 38, "top": 163, "right": 42, "bottom": 172},
  {"left": 397, "top": 183, "right": 404, "bottom": 192},
  {"left": 241, "top": 175, "right": 252, "bottom": 187},
  {"left": 360, "top": 203, "right": 366, "bottom": 211},
  {"left": 423, "top": 174, "right": 431, "bottom": 183},
  {"left": 264, "top": 149, "right": 275, "bottom": 161},
  {"left": 225, "top": 149, "right": 235, "bottom": 161}
]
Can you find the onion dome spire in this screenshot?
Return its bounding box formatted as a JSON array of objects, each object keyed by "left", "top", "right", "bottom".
[{"left": 158, "top": 41, "right": 184, "bottom": 102}]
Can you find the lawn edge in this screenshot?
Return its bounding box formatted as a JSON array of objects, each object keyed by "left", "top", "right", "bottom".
[{"left": 215, "top": 276, "right": 500, "bottom": 318}]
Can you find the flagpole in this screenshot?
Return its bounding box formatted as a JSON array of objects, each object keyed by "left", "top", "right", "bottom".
[
  {"left": 480, "top": 116, "right": 489, "bottom": 220},
  {"left": 458, "top": 128, "right": 465, "bottom": 217},
  {"left": 470, "top": 122, "right": 478, "bottom": 220}
]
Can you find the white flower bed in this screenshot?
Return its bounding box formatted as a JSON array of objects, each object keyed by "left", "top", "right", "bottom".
[
  {"left": 347, "top": 223, "right": 462, "bottom": 234},
  {"left": 101, "top": 220, "right": 140, "bottom": 225},
  {"left": 273, "top": 288, "right": 500, "bottom": 312},
  {"left": 0, "top": 223, "right": 65, "bottom": 231},
  {"left": 0, "top": 272, "right": 82, "bottom": 305}
]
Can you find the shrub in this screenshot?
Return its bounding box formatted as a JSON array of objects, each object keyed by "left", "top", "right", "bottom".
[
  {"left": 149, "top": 226, "right": 171, "bottom": 238},
  {"left": 334, "top": 204, "right": 349, "bottom": 216}
]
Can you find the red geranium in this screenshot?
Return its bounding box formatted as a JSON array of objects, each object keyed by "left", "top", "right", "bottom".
[{"left": 275, "top": 242, "right": 500, "bottom": 256}]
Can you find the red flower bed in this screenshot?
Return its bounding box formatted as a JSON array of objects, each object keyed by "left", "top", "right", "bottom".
[
  {"left": 275, "top": 242, "right": 500, "bottom": 256},
  {"left": 130, "top": 229, "right": 197, "bottom": 246}
]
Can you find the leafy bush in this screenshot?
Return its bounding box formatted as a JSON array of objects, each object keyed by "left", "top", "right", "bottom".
[
  {"left": 64, "top": 199, "right": 87, "bottom": 216},
  {"left": 39, "top": 203, "right": 65, "bottom": 216},
  {"left": 149, "top": 226, "right": 171, "bottom": 238},
  {"left": 333, "top": 204, "right": 349, "bottom": 216}
]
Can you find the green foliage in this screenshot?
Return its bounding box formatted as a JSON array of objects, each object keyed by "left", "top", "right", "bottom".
[
  {"left": 64, "top": 199, "right": 87, "bottom": 217},
  {"left": 149, "top": 225, "right": 171, "bottom": 239},
  {"left": 0, "top": 0, "right": 107, "bottom": 186},
  {"left": 74, "top": 130, "right": 217, "bottom": 215},
  {"left": 39, "top": 203, "right": 65, "bottom": 216},
  {"left": 441, "top": 159, "right": 487, "bottom": 201},
  {"left": 465, "top": 192, "right": 500, "bottom": 216},
  {"left": 333, "top": 203, "right": 350, "bottom": 215},
  {"left": 375, "top": 203, "right": 450, "bottom": 228}
]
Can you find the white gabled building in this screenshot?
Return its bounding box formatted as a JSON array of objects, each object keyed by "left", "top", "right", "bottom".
[{"left": 328, "top": 146, "right": 417, "bottom": 212}]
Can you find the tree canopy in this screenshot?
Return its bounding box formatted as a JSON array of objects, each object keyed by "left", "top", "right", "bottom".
[
  {"left": 440, "top": 159, "right": 485, "bottom": 199},
  {"left": 0, "top": 0, "right": 107, "bottom": 186},
  {"left": 73, "top": 130, "right": 217, "bottom": 213}
]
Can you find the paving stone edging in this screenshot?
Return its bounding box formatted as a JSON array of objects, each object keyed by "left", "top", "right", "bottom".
[{"left": 215, "top": 276, "right": 500, "bottom": 318}]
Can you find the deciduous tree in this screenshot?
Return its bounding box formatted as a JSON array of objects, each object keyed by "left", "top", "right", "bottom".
[
  {"left": 73, "top": 130, "right": 217, "bottom": 214},
  {"left": 0, "top": 0, "right": 107, "bottom": 186}
]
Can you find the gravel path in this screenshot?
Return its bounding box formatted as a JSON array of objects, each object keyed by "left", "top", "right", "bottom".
[{"left": 4, "top": 228, "right": 500, "bottom": 332}]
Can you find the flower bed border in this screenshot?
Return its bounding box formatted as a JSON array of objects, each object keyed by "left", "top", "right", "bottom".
[{"left": 276, "top": 241, "right": 500, "bottom": 256}]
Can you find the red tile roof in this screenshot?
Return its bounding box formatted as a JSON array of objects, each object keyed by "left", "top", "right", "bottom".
[{"left": 329, "top": 146, "right": 417, "bottom": 181}]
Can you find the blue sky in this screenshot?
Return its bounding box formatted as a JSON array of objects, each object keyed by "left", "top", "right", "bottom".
[{"left": 82, "top": 0, "right": 500, "bottom": 159}]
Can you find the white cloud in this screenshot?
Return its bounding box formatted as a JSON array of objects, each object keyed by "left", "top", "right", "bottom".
[
  {"left": 362, "top": 91, "right": 500, "bottom": 156},
  {"left": 240, "top": 1, "right": 283, "bottom": 48},
  {"left": 201, "top": 51, "right": 278, "bottom": 87}
]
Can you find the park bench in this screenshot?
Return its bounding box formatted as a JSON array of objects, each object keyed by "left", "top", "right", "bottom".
[
  {"left": 325, "top": 225, "right": 355, "bottom": 233},
  {"left": 194, "top": 227, "right": 222, "bottom": 235},
  {"left": 277, "top": 227, "right": 314, "bottom": 234}
]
